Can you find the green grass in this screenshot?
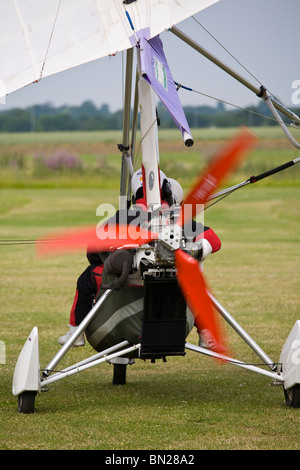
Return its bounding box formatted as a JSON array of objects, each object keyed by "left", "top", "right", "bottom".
[
  {"left": 0, "top": 126, "right": 299, "bottom": 190},
  {"left": 0, "top": 125, "right": 298, "bottom": 145},
  {"left": 0, "top": 128, "right": 299, "bottom": 450}
]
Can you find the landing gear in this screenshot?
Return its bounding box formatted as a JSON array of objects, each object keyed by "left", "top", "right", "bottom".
[
  {"left": 112, "top": 363, "right": 127, "bottom": 385},
  {"left": 284, "top": 384, "right": 300, "bottom": 408},
  {"left": 279, "top": 320, "right": 300, "bottom": 408},
  {"left": 18, "top": 391, "right": 36, "bottom": 414}
]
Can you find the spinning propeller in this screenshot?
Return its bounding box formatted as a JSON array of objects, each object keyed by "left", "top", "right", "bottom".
[{"left": 37, "top": 128, "right": 257, "bottom": 356}]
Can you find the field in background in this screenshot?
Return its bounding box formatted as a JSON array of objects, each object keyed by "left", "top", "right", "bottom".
[
  {"left": 0, "top": 126, "right": 299, "bottom": 190},
  {"left": 0, "top": 127, "right": 299, "bottom": 450}
]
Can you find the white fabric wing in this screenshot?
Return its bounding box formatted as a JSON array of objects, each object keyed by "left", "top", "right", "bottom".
[{"left": 0, "top": 0, "right": 219, "bottom": 97}]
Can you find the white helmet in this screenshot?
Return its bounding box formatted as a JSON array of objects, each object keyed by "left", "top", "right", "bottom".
[
  {"left": 131, "top": 168, "right": 167, "bottom": 198},
  {"left": 131, "top": 168, "right": 183, "bottom": 205},
  {"left": 168, "top": 178, "right": 184, "bottom": 204}
]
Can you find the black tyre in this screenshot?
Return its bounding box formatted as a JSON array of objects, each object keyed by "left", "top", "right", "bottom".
[
  {"left": 112, "top": 363, "right": 127, "bottom": 385},
  {"left": 18, "top": 391, "right": 36, "bottom": 413},
  {"left": 284, "top": 384, "right": 300, "bottom": 408}
]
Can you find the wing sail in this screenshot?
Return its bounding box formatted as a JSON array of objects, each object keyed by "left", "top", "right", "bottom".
[{"left": 0, "top": 0, "right": 219, "bottom": 98}]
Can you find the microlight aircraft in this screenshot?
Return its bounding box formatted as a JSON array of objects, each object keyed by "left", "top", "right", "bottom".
[{"left": 1, "top": 0, "right": 299, "bottom": 413}]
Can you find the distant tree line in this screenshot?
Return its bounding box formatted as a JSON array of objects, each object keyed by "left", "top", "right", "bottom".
[{"left": 0, "top": 100, "right": 299, "bottom": 132}]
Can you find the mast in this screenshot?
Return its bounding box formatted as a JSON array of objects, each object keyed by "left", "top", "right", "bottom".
[
  {"left": 137, "top": 50, "right": 161, "bottom": 210},
  {"left": 119, "top": 48, "right": 134, "bottom": 211}
]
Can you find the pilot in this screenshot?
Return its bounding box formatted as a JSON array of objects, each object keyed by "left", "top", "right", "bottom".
[{"left": 58, "top": 169, "right": 221, "bottom": 346}]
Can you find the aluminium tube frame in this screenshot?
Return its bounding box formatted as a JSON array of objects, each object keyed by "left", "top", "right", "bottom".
[
  {"left": 170, "top": 26, "right": 300, "bottom": 126},
  {"left": 49, "top": 340, "right": 130, "bottom": 376},
  {"left": 43, "top": 289, "right": 113, "bottom": 377},
  {"left": 207, "top": 292, "right": 277, "bottom": 371},
  {"left": 126, "top": 67, "right": 140, "bottom": 202},
  {"left": 185, "top": 342, "right": 283, "bottom": 383},
  {"left": 264, "top": 92, "right": 300, "bottom": 149},
  {"left": 41, "top": 341, "right": 141, "bottom": 388},
  {"left": 40, "top": 288, "right": 281, "bottom": 387},
  {"left": 207, "top": 156, "right": 300, "bottom": 201},
  {"left": 120, "top": 48, "right": 134, "bottom": 210}
]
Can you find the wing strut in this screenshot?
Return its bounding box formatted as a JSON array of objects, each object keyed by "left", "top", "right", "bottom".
[
  {"left": 170, "top": 26, "right": 300, "bottom": 128},
  {"left": 207, "top": 156, "right": 300, "bottom": 204}
]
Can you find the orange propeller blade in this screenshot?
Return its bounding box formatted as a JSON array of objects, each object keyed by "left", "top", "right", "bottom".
[
  {"left": 36, "top": 224, "right": 157, "bottom": 257},
  {"left": 175, "top": 249, "right": 227, "bottom": 356},
  {"left": 178, "top": 128, "right": 257, "bottom": 227}
]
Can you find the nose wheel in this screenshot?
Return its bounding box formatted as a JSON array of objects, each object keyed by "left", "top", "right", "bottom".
[
  {"left": 18, "top": 391, "right": 37, "bottom": 414},
  {"left": 112, "top": 363, "right": 127, "bottom": 385},
  {"left": 284, "top": 385, "right": 300, "bottom": 408}
]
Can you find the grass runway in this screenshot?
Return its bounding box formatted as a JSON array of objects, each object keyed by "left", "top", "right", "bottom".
[{"left": 0, "top": 127, "right": 299, "bottom": 450}]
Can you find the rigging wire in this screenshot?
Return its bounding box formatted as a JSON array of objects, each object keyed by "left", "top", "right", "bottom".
[
  {"left": 0, "top": 238, "right": 63, "bottom": 246},
  {"left": 3, "top": 21, "right": 295, "bottom": 247},
  {"left": 204, "top": 181, "right": 247, "bottom": 211},
  {"left": 191, "top": 15, "right": 264, "bottom": 87},
  {"left": 132, "top": 23, "right": 294, "bottom": 164},
  {"left": 175, "top": 83, "right": 291, "bottom": 126},
  {"left": 189, "top": 16, "right": 298, "bottom": 127},
  {"left": 132, "top": 105, "right": 165, "bottom": 172},
  {"left": 129, "top": 20, "right": 298, "bottom": 174}
]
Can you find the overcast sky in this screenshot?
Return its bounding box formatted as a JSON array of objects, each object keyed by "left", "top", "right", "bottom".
[{"left": 2, "top": 0, "right": 299, "bottom": 113}]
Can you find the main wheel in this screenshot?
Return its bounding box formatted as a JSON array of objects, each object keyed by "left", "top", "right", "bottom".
[
  {"left": 284, "top": 384, "right": 300, "bottom": 408},
  {"left": 18, "top": 391, "right": 36, "bottom": 413},
  {"left": 112, "top": 363, "right": 127, "bottom": 385}
]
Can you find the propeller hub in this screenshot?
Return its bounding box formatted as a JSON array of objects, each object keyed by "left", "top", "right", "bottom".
[{"left": 158, "top": 224, "right": 182, "bottom": 251}]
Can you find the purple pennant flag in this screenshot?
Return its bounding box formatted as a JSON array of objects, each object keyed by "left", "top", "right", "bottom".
[{"left": 139, "top": 34, "right": 193, "bottom": 147}]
